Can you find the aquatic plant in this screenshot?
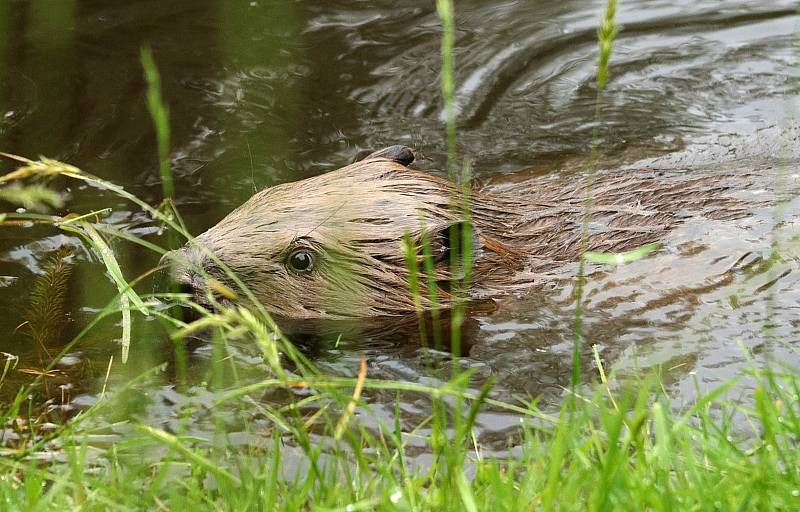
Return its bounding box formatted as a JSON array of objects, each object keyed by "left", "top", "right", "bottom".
[{"left": 24, "top": 248, "right": 73, "bottom": 361}]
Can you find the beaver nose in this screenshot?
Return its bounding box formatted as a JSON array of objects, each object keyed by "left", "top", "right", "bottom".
[{"left": 157, "top": 249, "right": 228, "bottom": 311}]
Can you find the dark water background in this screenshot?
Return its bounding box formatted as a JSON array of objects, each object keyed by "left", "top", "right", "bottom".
[{"left": 1, "top": 0, "right": 799, "bottom": 452}]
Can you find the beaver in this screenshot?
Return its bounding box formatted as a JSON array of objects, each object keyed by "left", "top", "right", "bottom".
[{"left": 165, "top": 144, "right": 762, "bottom": 320}]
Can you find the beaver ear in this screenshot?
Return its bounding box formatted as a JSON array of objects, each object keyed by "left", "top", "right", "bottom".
[{"left": 365, "top": 145, "right": 415, "bottom": 166}]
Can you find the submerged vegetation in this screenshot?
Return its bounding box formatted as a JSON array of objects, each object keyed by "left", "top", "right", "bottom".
[{"left": 0, "top": 1, "right": 799, "bottom": 511}]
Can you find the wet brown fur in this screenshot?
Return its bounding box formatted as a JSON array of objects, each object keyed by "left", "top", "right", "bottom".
[{"left": 169, "top": 146, "right": 756, "bottom": 319}]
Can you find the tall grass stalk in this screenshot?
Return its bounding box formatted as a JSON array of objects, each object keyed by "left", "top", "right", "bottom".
[
  {"left": 139, "top": 47, "right": 188, "bottom": 378},
  {"left": 434, "top": 0, "right": 472, "bottom": 366},
  {"left": 571, "top": 0, "right": 619, "bottom": 393},
  {"left": 430, "top": 11, "right": 479, "bottom": 502},
  {"left": 140, "top": 46, "right": 174, "bottom": 202},
  {"left": 436, "top": 0, "right": 457, "bottom": 180}
]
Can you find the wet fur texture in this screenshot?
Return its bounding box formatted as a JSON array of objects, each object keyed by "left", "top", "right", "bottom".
[{"left": 170, "top": 146, "right": 756, "bottom": 319}]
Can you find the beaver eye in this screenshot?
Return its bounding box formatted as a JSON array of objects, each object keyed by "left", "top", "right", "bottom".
[{"left": 287, "top": 249, "right": 315, "bottom": 273}]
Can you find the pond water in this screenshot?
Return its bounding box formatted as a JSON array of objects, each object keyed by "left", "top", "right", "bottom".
[{"left": 1, "top": 0, "right": 799, "bottom": 454}]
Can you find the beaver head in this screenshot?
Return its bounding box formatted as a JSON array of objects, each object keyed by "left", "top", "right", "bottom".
[{"left": 164, "top": 146, "right": 509, "bottom": 319}]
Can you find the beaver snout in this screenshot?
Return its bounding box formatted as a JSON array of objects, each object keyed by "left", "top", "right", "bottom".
[{"left": 159, "top": 248, "right": 222, "bottom": 307}]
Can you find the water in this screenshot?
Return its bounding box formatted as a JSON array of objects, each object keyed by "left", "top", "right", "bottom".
[{"left": 1, "top": 0, "right": 799, "bottom": 454}]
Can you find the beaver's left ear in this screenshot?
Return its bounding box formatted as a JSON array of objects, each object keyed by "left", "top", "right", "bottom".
[{"left": 365, "top": 145, "right": 415, "bottom": 166}]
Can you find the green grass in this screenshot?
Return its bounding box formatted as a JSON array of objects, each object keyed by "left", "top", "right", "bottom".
[
  {"left": 140, "top": 46, "right": 174, "bottom": 203},
  {"left": 1, "top": 0, "right": 800, "bottom": 510},
  {"left": 0, "top": 360, "right": 799, "bottom": 510},
  {"left": 436, "top": 0, "right": 457, "bottom": 181},
  {"left": 572, "top": 0, "right": 619, "bottom": 393}
]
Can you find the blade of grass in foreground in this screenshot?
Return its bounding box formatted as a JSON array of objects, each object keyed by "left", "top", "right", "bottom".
[
  {"left": 135, "top": 425, "right": 240, "bottom": 486},
  {"left": 436, "top": 0, "right": 456, "bottom": 180},
  {"left": 58, "top": 222, "right": 148, "bottom": 363},
  {"left": 572, "top": 0, "right": 619, "bottom": 394}
]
